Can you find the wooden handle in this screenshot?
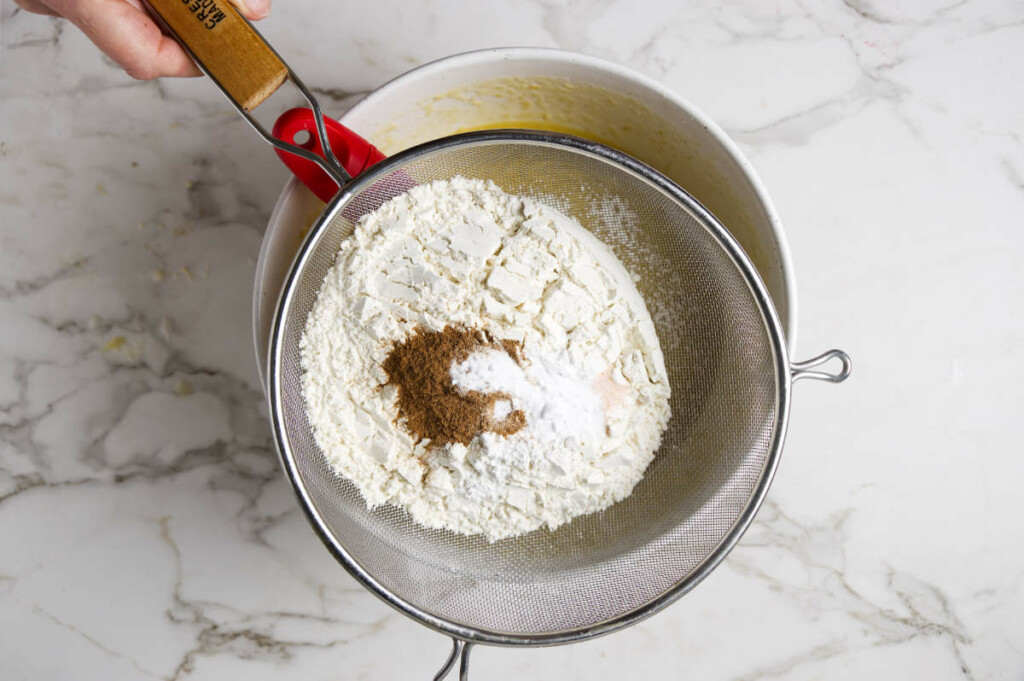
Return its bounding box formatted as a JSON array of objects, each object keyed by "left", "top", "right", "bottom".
[{"left": 143, "top": 0, "right": 287, "bottom": 111}]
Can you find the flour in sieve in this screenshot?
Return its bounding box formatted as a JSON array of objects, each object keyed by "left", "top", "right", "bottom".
[{"left": 300, "top": 177, "right": 670, "bottom": 540}]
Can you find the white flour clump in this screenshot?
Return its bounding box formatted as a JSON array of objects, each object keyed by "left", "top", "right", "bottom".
[{"left": 300, "top": 177, "right": 670, "bottom": 541}]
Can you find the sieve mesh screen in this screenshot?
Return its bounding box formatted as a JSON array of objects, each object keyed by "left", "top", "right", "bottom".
[{"left": 271, "top": 134, "right": 782, "bottom": 641}]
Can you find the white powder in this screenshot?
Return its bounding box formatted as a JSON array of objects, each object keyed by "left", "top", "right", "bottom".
[
  {"left": 451, "top": 349, "right": 605, "bottom": 443},
  {"left": 300, "top": 177, "right": 671, "bottom": 541}
]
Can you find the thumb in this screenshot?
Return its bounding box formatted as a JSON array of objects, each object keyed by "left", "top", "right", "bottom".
[{"left": 225, "top": 0, "right": 270, "bottom": 21}]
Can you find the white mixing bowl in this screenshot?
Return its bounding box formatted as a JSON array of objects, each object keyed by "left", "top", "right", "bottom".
[{"left": 253, "top": 47, "right": 797, "bottom": 385}]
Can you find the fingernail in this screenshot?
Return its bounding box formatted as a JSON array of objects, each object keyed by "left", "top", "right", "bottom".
[{"left": 246, "top": 0, "right": 270, "bottom": 19}]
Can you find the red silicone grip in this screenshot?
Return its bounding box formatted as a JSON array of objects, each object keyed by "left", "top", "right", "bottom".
[{"left": 272, "top": 108, "right": 386, "bottom": 202}]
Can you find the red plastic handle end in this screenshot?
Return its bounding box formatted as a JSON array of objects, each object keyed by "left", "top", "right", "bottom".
[{"left": 271, "top": 108, "right": 386, "bottom": 203}]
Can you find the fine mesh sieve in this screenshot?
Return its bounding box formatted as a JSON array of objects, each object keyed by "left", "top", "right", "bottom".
[
  {"left": 267, "top": 131, "right": 851, "bottom": 677},
  {"left": 138, "top": 5, "right": 851, "bottom": 676}
]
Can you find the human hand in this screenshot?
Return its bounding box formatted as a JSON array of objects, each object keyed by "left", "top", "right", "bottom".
[{"left": 14, "top": 0, "right": 270, "bottom": 80}]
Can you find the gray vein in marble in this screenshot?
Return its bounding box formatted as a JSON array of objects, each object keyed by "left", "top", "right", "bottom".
[
  {"left": 729, "top": 93, "right": 866, "bottom": 148},
  {"left": 841, "top": 0, "right": 968, "bottom": 26},
  {"left": 3, "top": 17, "right": 63, "bottom": 50},
  {"left": 0, "top": 474, "right": 95, "bottom": 509},
  {"left": 840, "top": 0, "right": 902, "bottom": 25},
  {"left": 536, "top": 0, "right": 619, "bottom": 54},
  {"left": 0, "top": 322, "right": 272, "bottom": 495},
  {"left": 309, "top": 86, "right": 368, "bottom": 104},
  {"left": 728, "top": 72, "right": 906, "bottom": 147},
  {"left": 729, "top": 500, "right": 975, "bottom": 680},
  {"left": 158, "top": 518, "right": 390, "bottom": 681},
  {"left": 1001, "top": 157, "right": 1024, "bottom": 192},
  {"left": 31, "top": 603, "right": 160, "bottom": 678},
  {"left": 68, "top": 75, "right": 159, "bottom": 94},
  {"left": 726, "top": 21, "right": 928, "bottom": 149},
  {"left": 0, "top": 255, "right": 91, "bottom": 296},
  {"left": 963, "top": 17, "right": 1024, "bottom": 39}
]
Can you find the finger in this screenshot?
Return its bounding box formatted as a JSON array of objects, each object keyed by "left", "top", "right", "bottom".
[
  {"left": 118, "top": 0, "right": 269, "bottom": 22},
  {"left": 13, "top": 0, "right": 61, "bottom": 17},
  {"left": 226, "top": 0, "right": 270, "bottom": 21},
  {"left": 53, "top": 0, "right": 201, "bottom": 79}
]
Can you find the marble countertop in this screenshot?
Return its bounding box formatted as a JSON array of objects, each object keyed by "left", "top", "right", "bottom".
[{"left": 2, "top": 0, "right": 1023, "bottom": 678}]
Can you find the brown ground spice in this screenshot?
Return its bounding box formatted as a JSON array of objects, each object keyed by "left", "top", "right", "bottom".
[{"left": 382, "top": 326, "right": 527, "bottom": 448}]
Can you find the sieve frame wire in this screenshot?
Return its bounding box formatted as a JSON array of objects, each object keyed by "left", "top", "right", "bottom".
[{"left": 267, "top": 130, "right": 793, "bottom": 647}]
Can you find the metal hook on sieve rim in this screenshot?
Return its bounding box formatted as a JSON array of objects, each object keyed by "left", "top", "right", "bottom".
[
  {"left": 433, "top": 639, "right": 473, "bottom": 681},
  {"left": 791, "top": 349, "right": 852, "bottom": 383},
  {"left": 240, "top": 66, "right": 352, "bottom": 188}
]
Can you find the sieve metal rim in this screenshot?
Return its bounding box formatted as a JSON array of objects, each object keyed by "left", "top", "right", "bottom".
[{"left": 267, "top": 130, "right": 791, "bottom": 647}]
